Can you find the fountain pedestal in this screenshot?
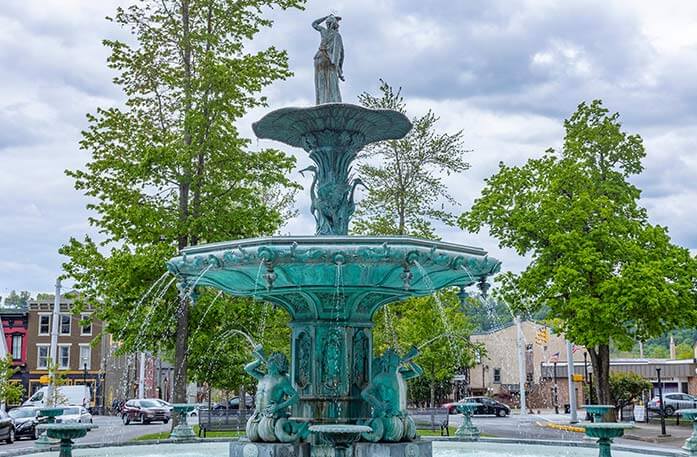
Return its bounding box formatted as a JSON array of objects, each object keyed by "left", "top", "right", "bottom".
[
  {"left": 584, "top": 423, "right": 634, "bottom": 457},
  {"left": 454, "top": 402, "right": 480, "bottom": 441},
  {"left": 678, "top": 409, "right": 697, "bottom": 456},
  {"left": 170, "top": 403, "right": 198, "bottom": 441},
  {"left": 37, "top": 423, "right": 96, "bottom": 457},
  {"left": 34, "top": 407, "right": 64, "bottom": 448},
  {"left": 585, "top": 405, "right": 614, "bottom": 423}
]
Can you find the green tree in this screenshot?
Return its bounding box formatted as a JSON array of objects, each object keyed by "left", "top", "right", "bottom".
[
  {"left": 461, "top": 100, "right": 697, "bottom": 405},
  {"left": 609, "top": 372, "right": 652, "bottom": 411},
  {"left": 0, "top": 356, "right": 24, "bottom": 405},
  {"left": 60, "top": 0, "right": 304, "bottom": 407},
  {"left": 3, "top": 291, "right": 31, "bottom": 309},
  {"left": 354, "top": 80, "right": 470, "bottom": 239},
  {"left": 373, "top": 292, "right": 481, "bottom": 406}
]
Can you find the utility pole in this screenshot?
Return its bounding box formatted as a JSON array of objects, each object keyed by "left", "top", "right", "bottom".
[
  {"left": 553, "top": 361, "right": 559, "bottom": 414},
  {"left": 47, "top": 278, "right": 61, "bottom": 406},
  {"left": 138, "top": 352, "right": 146, "bottom": 399},
  {"left": 515, "top": 316, "right": 527, "bottom": 416},
  {"left": 566, "top": 341, "right": 578, "bottom": 423}
]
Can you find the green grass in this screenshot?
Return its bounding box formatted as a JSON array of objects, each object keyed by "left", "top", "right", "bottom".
[
  {"left": 133, "top": 425, "right": 245, "bottom": 441},
  {"left": 416, "top": 426, "right": 458, "bottom": 436}
]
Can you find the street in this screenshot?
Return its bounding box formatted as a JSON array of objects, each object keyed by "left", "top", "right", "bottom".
[{"left": 0, "top": 415, "right": 178, "bottom": 455}]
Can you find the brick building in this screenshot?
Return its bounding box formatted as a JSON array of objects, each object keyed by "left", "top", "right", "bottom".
[
  {"left": 0, "top": 308, "right": 30, "bottom": 398},
  {"left": 470, "top": 320, "right": 586, "bottom": 408},
  {"left": 26, "top": 296, "right": 105, "bottom": 409}
]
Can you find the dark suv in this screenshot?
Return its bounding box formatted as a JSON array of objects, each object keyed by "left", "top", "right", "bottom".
[
  {"left": 443, "top": 396, "right": 511, "bottom": 417},
  {"left": 121, "top": 399, "right": 170, "bottom": 425}
]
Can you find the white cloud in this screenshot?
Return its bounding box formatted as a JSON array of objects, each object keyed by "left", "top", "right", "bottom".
[{"left": 1, "top": 0, "right": 696, "bottom": 294}]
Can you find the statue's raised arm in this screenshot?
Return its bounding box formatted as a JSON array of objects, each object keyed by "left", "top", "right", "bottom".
[{"left": 313, "top": 14, "right": 344, "bottom": 104}]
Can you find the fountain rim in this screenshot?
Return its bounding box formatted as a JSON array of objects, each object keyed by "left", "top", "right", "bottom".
[{"left": 178, "top": 235, "right": 489, "bottom": 257}]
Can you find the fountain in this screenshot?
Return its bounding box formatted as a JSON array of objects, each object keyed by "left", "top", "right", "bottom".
[
  {"left": 678, "top": 409, "right": 697, "bottom": 456},
  {"left": 170, "top": 404, "right": 200, "bottom": 441},
  {"left": 166, "top": 12, "right": 500, "bottom": 457},
  {"left": 454, "top": 403, "right": 480, "bottom": 441},
  {"left": 35, "top": 407, "right": 65, "bottom": 448},
  {"left": 36, "top": 423, "right": 97, "bottom": 457},
  {"left": 585, "top": 405, "right": 615, "bottom": 423},
  {"left": 583, "top": 423, "right": 634, "bottom": 457}
]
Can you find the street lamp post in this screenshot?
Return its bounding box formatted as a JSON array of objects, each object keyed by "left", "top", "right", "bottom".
[{"left": 657, "top": 368, "right": 668, "bottom": 436}]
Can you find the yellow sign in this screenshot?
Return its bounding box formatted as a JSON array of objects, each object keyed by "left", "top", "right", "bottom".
[
  {"left": 572, "top": 374, "right": 584, "bottom": 382},
  {"left": 535, "top": 328, "right": 549, "bottom": 345},
  {"left": 39, "top": 375, "right": 50, "bottom": 384}
]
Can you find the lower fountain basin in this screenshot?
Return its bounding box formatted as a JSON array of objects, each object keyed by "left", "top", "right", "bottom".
[{"left": 20, "top": 438, "right": 680, "bottom": 457}]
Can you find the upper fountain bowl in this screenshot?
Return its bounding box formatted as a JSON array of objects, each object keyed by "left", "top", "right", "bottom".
[
  {"left": 167, "top": 235, "right": 500, "bottom": 321},
  {"left": 252, "top": 103, "right": 412, "bottom": 150}
]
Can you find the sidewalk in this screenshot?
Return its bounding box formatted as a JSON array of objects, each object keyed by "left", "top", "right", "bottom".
[{"left": 532, "top": 409, "right": 694, "bottom": 449}]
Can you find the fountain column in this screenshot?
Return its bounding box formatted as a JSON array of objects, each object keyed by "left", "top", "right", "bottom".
[{"left": 290, "top": 320, "right": 372, "bottom": 423}]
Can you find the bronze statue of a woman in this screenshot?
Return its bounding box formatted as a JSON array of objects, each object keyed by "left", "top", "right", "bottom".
[{"left": 312, "top": 14, "right": 344, "bottom": 104}]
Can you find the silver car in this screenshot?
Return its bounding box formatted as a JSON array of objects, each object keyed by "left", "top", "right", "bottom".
[{"left": 648, "top": 393, "right": 697, "bottom": 416}]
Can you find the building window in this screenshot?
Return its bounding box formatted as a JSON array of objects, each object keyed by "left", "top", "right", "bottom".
[
  {"left": 79, "top": 345, "right": 91, "bottom": 370},
  {"left": 11, "top": 335, "right": 22, "bottom": 360},
  {"left": 60, "top": 314, "right": 71, "bottom": 335},
  {"left": 58, "top": 344, "right": 71, "bottom": 369},
  {"left": 493, "top": 368, "right": 501, "bottom": 384},
  {"left": 39, "top": 315, "right": 50, "bottom": 335},
  {"left": 37, "top": 345, "right": 49, "bottom": 369},
  {"left": 80, "top": 313, "right": 92, "bottom": 336}
]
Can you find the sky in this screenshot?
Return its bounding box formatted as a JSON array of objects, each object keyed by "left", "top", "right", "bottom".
[{"left": 1, "top": 0, "right": 696, "bottom": 296}]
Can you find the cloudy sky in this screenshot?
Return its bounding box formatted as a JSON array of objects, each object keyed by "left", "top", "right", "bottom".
[{"left": 1, "top": 0, "right": 696, "bottom": 296}]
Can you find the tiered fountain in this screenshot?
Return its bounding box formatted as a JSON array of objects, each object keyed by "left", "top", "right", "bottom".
[{"left": 167, "top": 13, "right": 500, "bottom": 457}]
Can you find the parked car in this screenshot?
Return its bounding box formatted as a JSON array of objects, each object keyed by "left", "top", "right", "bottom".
[
  {"left": 442, "top": 396, "right": 511, "bottom": 417},
  {"left": 56, "top": 406, "right": 92, "bottom": 424},
  {"left": 149, "top": 399, "right": 198, "bottom": 417},
  {"left": 212, "top": 395, "right": 254, "bottom": 411},
  {"left": 648, "top": 393, "right": 697, "bottom": 416},
  {"left": 121, "top": 399, "right": 171, "bottom": 425},
  {"left": 8, "top": 407, "right": 39, "bottom": 440},
  {"left": 0, "top": 410, "right": 15, "bottom": 444}
]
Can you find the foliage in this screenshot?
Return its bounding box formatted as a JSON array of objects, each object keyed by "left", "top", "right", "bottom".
[
  {"left": 461, "top": 100, "right": 697, "bottom": 404},
  {"left": 609, "top": 372, "right": 652, "bottom": 410},
  {"left": 60, "top": 0, "right": 305, "bottom": 401},
  {"left": 353, "top": 80, "right": 470, "bottom": 239},
  {"left": 186, "top": 291, "right": 290, "bottom": 391},
  {"left": 373, "top": 291, "right": 482, "bottom": 405},
  {"left": 46, "top": 360, "right": 69, "bottom": 407},
  {"left": 0, "top": 356, "right": 23, "bottom": 405},
  {"left": 2, "top": 290, "right": 30, "bottom": 309}
]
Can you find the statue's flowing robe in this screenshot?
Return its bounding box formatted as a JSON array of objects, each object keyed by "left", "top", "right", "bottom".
[{"left": 314, "top": 29, "right": 344, "bottom": 104}]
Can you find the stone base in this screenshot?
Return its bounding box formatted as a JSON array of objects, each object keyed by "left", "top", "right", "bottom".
[
  {"left": 353, "top": 441, "right": 432, "bottom": 457},
  {"left": 170, "top": 424, "right": 196, "bottom": 441},
  {"left": 230, "top": 441, "right": 311, "bottom": 457},
  {"left": 230, "top": 440, "right": 431, "bottom": 457}
]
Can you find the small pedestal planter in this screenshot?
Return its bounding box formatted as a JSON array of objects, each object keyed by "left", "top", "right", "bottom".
[
  {"left": 584, "top": 422, "right": 634, "bottom": 457},
  {"left": 678, "top": 409, "right": 697, "bottom": 456},
  {"left": 455, "top": 402, "right": 480, "bottom": 441},
  {"left": 35, "top": 407, "right": 65, "bottom": 448},
  {"left": 170, "top": 404, "right": 198, "bottom": 441},
  {"left": 585, "top": 405, "right": 614, "bottom": 423},
  {"left": 37, "top": 423, "right": 96, "bottom": 457}
]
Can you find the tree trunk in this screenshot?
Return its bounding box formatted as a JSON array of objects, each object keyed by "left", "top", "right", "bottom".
[
  {"left": 430, "top": 382, "right": 435, "bottom": 408},
  {"left": 172, "top": 0, "right": 192, "bottom": 429},
  {"left": 589, "top": 344, "right": 614, "bottom": 420}
]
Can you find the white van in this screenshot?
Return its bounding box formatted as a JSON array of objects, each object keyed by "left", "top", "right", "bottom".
[{"left": 22, "top": 386, "right": 92, "bottom": 408}]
